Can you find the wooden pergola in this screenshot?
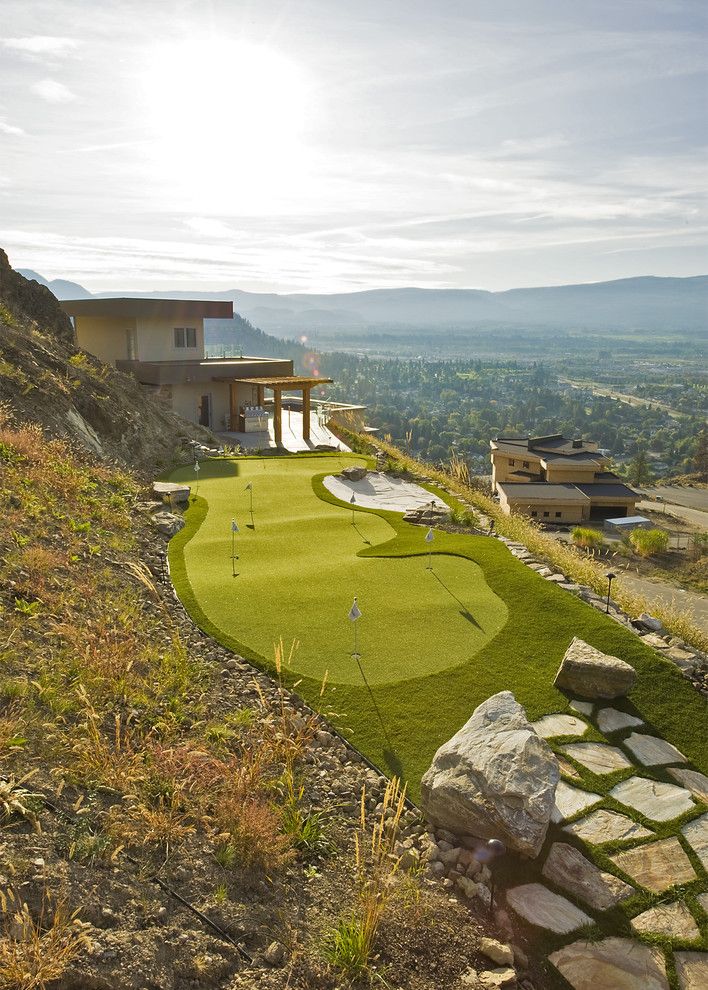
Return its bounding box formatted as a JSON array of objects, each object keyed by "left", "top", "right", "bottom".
[{"left": 231, "top": 375, "right": 333, "bottom": 444}]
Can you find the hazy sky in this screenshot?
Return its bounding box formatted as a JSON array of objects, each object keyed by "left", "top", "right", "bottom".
[{"left": 1, "top": 0, "right": 706, "bottom": 292}]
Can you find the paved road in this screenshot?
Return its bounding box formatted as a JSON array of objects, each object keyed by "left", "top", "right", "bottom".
[
  {"left": 638, "top": 499, "right": 708, "bottom": 532},
  {"left": 616, "top": 570, "right": 708, "bottom": 635},
  {"left": 642, "top": 485, "right": 708, "bottom": 513}
]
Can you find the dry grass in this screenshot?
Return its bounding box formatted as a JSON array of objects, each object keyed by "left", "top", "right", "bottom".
[{"left": 0, "top": 890, "right": 91, "bottom": 990}]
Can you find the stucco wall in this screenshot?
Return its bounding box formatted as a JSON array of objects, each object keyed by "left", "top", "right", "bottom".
[
  {"left": 170, "top": 382, "right": 230, "bottom": 429},
  {"left": 75, "top": 316, "right": 136, "bottom": 365},
  {"left": 499, "top": 488, "right": 588, "bottom": 523},
  {"left": 136, "top": 317, "right": 205, "bottom": 362},
  {"left": 492, "top": 452, "right": 542, "bottom": 487},
  {"left": 545, "top": 463, "right": 598, "bottom": 484}
]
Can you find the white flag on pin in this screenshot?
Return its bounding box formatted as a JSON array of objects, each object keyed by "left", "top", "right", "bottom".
[
  {"left": 348, "top": 598, "right": 362, "bottom": 621},
  {"left": 425, "top": 528, "right": 434, "bottom": 543},
  {"left": 194, "top": 461, "right": 200, "bottom": 473},
  {"left": 350, "top": 493, "right": 356, "bottom": 504},
  {"left": 245, "top": 483, "right": 252, "bottom": 490},
  {"left": 231, "top": 519, "right": 239, "bottom": 533}
]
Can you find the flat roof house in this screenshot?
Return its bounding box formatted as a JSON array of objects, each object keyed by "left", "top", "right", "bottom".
[
  {"left": 490, "top": 434, "right": 640, "bottom": 524},
  {"left": 61, "top": 298, "right": 333, "bottom": 446}
]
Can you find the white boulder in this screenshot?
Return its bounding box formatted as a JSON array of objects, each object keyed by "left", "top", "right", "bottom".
[{"left": 420, "top": 691, "right": 559, "bottom": 858}]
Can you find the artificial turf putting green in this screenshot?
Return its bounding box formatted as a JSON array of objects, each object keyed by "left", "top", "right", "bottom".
[
  {"left": 171, "top": 455, "right": 506, "bottom": 686},
  {"left": 168, "top": 453, "right": 707, "bottom": 797}
]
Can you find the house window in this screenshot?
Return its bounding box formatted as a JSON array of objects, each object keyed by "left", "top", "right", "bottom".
[
  {"left": 174, "top": 327, "right": 197, "bottom": 348},
  {"left": 543, "top": 511, "right": 550, "bottom": 518},
  {"left": 509, "top": 459, "right": 515, "bottom": 466},
  {"left": 530, "top": 510, "right": 538, "bottom": 517},
  {"left": 555, "top": 511, "right": 562, "bottom": 518},
  {"left": 523, "top": 460, "right": 530, "bottom": 468}
]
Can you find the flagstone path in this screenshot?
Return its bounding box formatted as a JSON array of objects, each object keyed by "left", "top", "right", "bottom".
[{"left": 501, "top": 701, "right": 707, "bottom": 989}]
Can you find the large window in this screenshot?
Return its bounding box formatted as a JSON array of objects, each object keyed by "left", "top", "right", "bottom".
[{"left": 174, "top": 327, "right": 197, "bottom": 348}]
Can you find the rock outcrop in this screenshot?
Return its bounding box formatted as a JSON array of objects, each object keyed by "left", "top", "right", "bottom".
[
  {"left": 554, "top": 637, "right": 637, "bottom": 699},
  {"left": 420, "top": 691, "right": 559, "bottom": 858},
  {"left": 340, "top": 464, "right": 367, "bottom": 481}
]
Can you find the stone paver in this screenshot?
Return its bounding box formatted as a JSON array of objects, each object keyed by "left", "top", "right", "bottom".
[
  {"left": 549, "top": 937, "right": 669, "bottom": 990},
  {"left": 506, "top": 883, "right": 592, "bottom": 934},
  {"left": 570, "top": 699, "right": 594, "bottom": 716},
  {"left": 558, "top": 756, "right": 581, "bottom": 779},
  {"left": 563, "top": 808, "right": 653, "bottom": 844},
  {"left": 674, "top": 952, "right": 708, "bottom": 990},
  {"left": 562, "top": 742, "right": 633, "bottom": 775},
  {"left": 596, "top": 708, "right": 643, "bottom": 733},
  {"left": 551, "top": 781, "right": 602, "bottom": 823},
  {"left": 609, "top": 837, "right": 697, "bottom": 894},
  {"left": 609, "top": 776, "right": 695, "bottom": 822},
  {"left": 631, "top": 901, "right": 699, "bottom": 940},
  {"left": 668, "top": 768, "right": 708, "bottom": 804},
  {"left": 531, "top": 713, "right": 588, "bottom": 738},
  {"left": 681, "top": 813, "right": 708, "bottom": 871},
  {"left": 542, "top": 842, "right": 634, "bottom": 910},
  {"left": 624, "top": 733, "right": 687, "bottom": 766}
]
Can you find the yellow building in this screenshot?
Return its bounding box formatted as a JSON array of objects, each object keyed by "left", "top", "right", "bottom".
[
  {"left": 61, "top": 298, "right": 331, "bottom": 444},
  {"left": 490, "top": 434, "right": 639, "bottom": 523}
]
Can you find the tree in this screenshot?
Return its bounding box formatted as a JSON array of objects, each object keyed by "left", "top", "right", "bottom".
[
  {"left": 693, "top": 426, "right": 708, "bottom": 482},
  {"left": 628, "top": 450, "right": 652, "bottom": 487}
]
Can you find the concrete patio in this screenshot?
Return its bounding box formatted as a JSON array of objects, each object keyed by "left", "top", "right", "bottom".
[{"left": 219, "top": 409, "right": 349, "bottom": 453}]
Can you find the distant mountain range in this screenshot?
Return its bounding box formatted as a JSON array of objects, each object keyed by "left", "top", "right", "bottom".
[{"left": 19, "top": 269, "right": 708, "bottom": 335}]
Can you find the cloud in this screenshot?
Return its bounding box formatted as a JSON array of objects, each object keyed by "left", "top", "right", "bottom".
[
  {"left": 183, "top": 217, "right": 236, "bottom": 239},
  {"left": 3, "top": 36, "right": 79, "bottom": 58},
  {"left": 0, "top": 118, "right": 25, "bottom": 136},
  {"left": 31, "top": 79, "right": 77, "bottom": 104}
]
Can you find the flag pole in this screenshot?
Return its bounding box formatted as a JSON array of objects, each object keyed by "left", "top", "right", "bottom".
[
  {"left": 231, "top": 519, "right": 239, "bottom": 576},
  {"left": 425, "top": 527, "right": 434, "bottom": 570},
  {"left": 350, "top": 492, "right": 356, "bottom": 525}
]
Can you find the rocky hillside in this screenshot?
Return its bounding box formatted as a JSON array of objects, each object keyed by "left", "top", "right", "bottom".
[{"left": 0, "top": 250, "right": 213, "bottom": 472}]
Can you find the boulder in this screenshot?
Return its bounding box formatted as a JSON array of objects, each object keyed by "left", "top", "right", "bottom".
[
  {"left": 152, "top": 481, "right": 191, "bottom": 504},
  {"left": 341, "top": 465, "right": 367, "bottom": 482},
  {"left": 420, "top": 691, "right": 559, "bottom": 858},
  {"left": 638, "top": 613, "right": 664, "bottom": 633},
  {"left": 554, "top": 637, "right": 636, "bottom": 699},
  {"left": 151, "top": 511, "right": 185, "bottom": 537}
]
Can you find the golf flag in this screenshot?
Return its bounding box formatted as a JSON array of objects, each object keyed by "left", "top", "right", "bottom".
[
  {"left": 231, "top": 519, "right": 239, "bottom": 533},
  {"left": 245, "top": 483, "right": 252, "bottom": 491},
  {"left": 349, "top": 597, "right": 362, "bottom": 621},
  {"left": 194, "top": 461, "right": 200, "bottom": 473},
  {"left": 350, "top": 493, "right": 356, "bottom": 503},
  {"left": 425, "top": 528, "right": 434, "bottom": 543}
]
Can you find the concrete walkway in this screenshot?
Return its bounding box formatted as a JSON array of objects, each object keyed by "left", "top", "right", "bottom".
[
  {"left": 219, "top": 410, "right": 349, "bottom": 453},
  {"left": 323, "top": 471, "right": 448, "bottom": 514}
]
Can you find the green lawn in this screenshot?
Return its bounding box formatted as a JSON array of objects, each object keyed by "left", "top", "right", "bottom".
[{"left": 168, "top": 453, "right": 707, "bottom": 797}]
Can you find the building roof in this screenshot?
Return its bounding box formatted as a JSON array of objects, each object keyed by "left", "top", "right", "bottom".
[
  {"left": 232, "top": 375, "right": 333, "bottom": 388},
  {"left": 491, "top": 434, "right": 601, "bottom": 458},
  {"left": 498, "top": 483, "right": 589, "bottom": 502},
  {"left": 605, "top": 515, "right": 652, "bottom": 527},
  {"left": 61, "top": 297, "right": 234, "bottom": 320},
  {"left": 575, "top": 483, "right": 639, "bottom": 499}
]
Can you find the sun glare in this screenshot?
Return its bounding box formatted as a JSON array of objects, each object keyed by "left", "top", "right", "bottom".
[{"left": 141, "top": 39, "right": 312, "bottom": 208}]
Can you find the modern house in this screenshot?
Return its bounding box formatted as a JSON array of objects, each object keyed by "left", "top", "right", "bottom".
[
  {"left": 60, "top": 298, "right": 334, "bottom": 445},
  {"left": 490, "top": 434, "right": 640, "bottom": 523}
]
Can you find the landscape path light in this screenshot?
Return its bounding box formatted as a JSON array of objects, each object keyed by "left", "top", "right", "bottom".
[
  {"left": 484, "top": 838, "right": 507, "bottom": 913},
  {"left": 605, "top": 570, "right": 616, "bottom": 613}
]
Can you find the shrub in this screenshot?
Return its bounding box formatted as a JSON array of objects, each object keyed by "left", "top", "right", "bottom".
[
  {"left": 629, "top": 528, "right": 669, "bottom": 558},
  {"left": 571, "top": 527, "right": 604, "bottom": 551}
]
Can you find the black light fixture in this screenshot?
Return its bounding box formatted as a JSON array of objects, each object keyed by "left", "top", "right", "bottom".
[
  {"left": 485, "top": 837, "right": 507, "bottom": 913},
  {"left": 605, "top": 571, "right": 616, "bottom": 613}
]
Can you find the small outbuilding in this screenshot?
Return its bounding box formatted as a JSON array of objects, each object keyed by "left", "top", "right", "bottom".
[{"left": 604, "top": 515, "right": 653, "bottom": 534}]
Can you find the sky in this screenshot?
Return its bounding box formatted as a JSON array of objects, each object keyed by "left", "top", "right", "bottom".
[{"left": 1, "top": 0, "right": 706, "bottom": 293}]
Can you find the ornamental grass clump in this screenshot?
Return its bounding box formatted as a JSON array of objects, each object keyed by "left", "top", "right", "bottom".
[{"left": 324, "top": 777, "right": 407, "bottom": 978}]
